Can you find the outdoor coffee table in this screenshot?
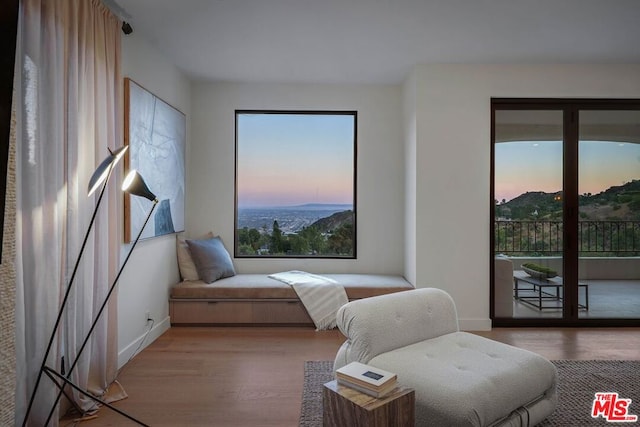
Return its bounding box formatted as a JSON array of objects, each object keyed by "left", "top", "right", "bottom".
[{"left": 513, "top": 270, "right": 589, "bottom": 311}]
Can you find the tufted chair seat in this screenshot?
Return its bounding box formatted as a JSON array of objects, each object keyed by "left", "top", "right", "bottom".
[{"left": 334, "top": 288, "right": 557, "bottom": 426}]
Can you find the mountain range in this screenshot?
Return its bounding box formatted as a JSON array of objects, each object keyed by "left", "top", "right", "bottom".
[{"left": 497, "top": 180, "right": 640, "bottom": 221}]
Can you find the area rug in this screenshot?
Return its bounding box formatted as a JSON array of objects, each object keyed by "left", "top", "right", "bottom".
[{"left": 300, "top": 360, "right": 640, "bottom": 426}]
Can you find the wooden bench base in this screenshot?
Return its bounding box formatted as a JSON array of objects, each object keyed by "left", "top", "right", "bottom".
[
  {"left": 169, "top": 274, "right": 414, "bottom": 326},
  {"left": 169, "top": 298, "right": 314, "bottom": 325}
]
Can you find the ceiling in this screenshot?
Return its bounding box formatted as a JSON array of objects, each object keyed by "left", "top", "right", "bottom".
[{"left": 111, "top": 0, "right": 640, "bottom": 85}]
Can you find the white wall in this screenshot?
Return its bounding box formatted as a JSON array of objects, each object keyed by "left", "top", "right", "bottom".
[
  {"left": 116, "top": 53, "right": 640, "bottom": 346},
  {"left": 189, "top": 82, "right": 405, "bottom": 275},
  {"left": 118, "top": 33, "right": 191, "bottom": 367},
  {"left": 406, "top": 64, "right": 640, "bottom": 330},
  {"left": 402, "top": 71, "right": 417, "bottom": 285}
]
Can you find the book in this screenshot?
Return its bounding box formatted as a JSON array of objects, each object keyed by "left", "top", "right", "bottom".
[
  {"left": 337, "top": 376, "right": 398, "bottom": 398},
  {"left": 335, "top": 362, "right": 397, "bottom": 392}
]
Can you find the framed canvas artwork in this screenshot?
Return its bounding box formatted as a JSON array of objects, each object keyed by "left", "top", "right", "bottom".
[{"left": 124, "top": 78, "right": 186, "bottom": 242}]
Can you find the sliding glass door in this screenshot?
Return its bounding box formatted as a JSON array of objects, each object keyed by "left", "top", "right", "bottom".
[
  {"left": 493, "top": 109, "right": 565, "bottom": 320},
  {"left": 578, "top": 110, "right": 640, "bottom": 319},
  {"left": 492, "top": 100, "right": 640, "bottom": 326}
]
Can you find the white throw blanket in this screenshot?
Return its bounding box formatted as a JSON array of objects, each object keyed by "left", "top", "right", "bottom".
[{"left": 268, "top": 270, "right": 348, "bottom": 330}]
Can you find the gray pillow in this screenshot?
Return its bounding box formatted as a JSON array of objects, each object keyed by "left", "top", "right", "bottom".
[{"left": 185, "top": 236, "right": 236, "bottom": 283}]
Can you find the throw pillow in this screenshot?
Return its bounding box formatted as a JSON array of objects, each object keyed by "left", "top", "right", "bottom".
[
  {"left": 186, "top": 236, "right": 236, "bottom": 283},
  {"left": 176, "top": 231, "right": 214, "bottom": 281}
]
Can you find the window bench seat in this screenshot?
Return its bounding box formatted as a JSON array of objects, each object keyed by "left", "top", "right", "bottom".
[{"left": 169, "top": 274, "right": 414, "bottom": 325}]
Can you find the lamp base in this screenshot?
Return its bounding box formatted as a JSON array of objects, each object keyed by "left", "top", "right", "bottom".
[{"left": 44, "top": 367, "right": 149, "bottom": 426}]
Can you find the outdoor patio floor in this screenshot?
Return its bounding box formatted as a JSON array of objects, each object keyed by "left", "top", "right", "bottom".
[{"left": 512, "top": 280, "right": 640, "bottom": 319}]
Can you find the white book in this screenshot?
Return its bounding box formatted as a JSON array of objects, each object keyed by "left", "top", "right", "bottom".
[
  {"left": 335, "top": 361, "right": 397, "bottom": 391},
  {"left": 337, "top": 377, "right": 397, "bottom": 398}
]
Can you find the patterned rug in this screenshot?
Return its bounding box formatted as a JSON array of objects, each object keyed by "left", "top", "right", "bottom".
[{"left": 300, "top": 360, "right": 640, "bottom": 426}]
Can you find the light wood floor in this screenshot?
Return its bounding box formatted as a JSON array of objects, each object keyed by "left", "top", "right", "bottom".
[{"left": 62, "top": 326, "right": 640, "bottom": 427}]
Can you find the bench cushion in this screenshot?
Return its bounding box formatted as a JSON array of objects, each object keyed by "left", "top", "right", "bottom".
[{"left": 170, "top": 273, "right": 413, "bottom": 300}]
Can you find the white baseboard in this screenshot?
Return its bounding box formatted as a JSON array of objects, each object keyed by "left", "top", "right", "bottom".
[
  {"left": 459, "top": 318, "right": 492, "bottom": 331},
  {"left": 118, "top": 316, "right": 171, "bottom": 369}
]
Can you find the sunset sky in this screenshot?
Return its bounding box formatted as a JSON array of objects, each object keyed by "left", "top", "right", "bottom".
[
  {"left": 238, "top": 113, "right": 639, "bottom": 207},
  {"left": 236, "top": 113, "right": 355, "bottom": 208},
  {"left": 495, "top": 140, "right": 640, "bottom": 203}
]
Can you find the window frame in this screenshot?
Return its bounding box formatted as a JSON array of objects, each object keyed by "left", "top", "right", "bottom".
[
  {"left": 234, "top": 109, "right": 358, "bottom": 259},
  {"left": 491, "top": 97, "right": 640, "bottom": 327}
]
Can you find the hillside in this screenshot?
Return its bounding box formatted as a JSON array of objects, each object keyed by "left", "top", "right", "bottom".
[
  {"left": 310, "top": 210, "right": 354, "bottom": 232},
  {"left": 497, "top": 180, "right": 640, "bottom": 221}
]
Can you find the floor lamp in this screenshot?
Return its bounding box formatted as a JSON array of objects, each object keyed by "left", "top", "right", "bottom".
[
  {"left": 22, "top": 146, "right": 128, "bottom": 427},
  {"left": 41, "top": 169, "right": 158, "bottom": 426}
]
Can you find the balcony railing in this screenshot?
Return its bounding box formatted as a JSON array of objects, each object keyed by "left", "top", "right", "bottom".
[{"left": 495, "top": 220, "right": 640, "bottom": 256}]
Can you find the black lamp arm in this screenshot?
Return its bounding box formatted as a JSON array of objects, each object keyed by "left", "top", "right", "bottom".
[{"left": 43, "top": 199, "right": 158, "bottom": 426}]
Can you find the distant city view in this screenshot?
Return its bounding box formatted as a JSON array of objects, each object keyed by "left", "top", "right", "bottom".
[
  {"left": 235, "top": 112, "right": 356, "bottom": 257},
  {"left": 236, "top": 204, "right": 355, "bottom": 257},
  {"left": 237, "top": 204, "right": 353, "bottom": 234}
]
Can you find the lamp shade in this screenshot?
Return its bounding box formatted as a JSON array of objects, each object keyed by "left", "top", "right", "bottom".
[
  {"left": 87, "top": 145, "right": 129, "bottom": 196},
  {"left": 123, "top": 170, "right": 157, "bottom": 201}
]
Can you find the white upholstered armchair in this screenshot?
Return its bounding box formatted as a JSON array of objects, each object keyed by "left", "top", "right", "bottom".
[{"left": 334, "top": 288, "right": 557, "bottom": 426}]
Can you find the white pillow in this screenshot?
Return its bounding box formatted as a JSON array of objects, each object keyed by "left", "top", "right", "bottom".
[{"left": 176, "top": 231, "right": 214, "bottom": 281}]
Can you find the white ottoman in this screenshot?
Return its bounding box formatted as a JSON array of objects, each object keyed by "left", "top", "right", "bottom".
[{"left": 370, "top": 332, "right": 557, "bottom": 426}]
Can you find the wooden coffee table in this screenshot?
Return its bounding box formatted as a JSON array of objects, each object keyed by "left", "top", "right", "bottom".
[
  {"left": 513, "top": 270, "right": 589, "bottom": 310},
  {"left": 322, "top": 380, "right": 415, "bottom": 427}
]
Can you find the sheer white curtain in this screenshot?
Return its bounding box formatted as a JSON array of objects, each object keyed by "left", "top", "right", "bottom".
[{"left": 14, "top": 0, "right": 122, "bottom": 424}]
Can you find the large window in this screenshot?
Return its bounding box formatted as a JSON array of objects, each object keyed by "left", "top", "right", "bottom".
[{"left": 235, "top": 110, "right": 357, "bottom": 258}]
